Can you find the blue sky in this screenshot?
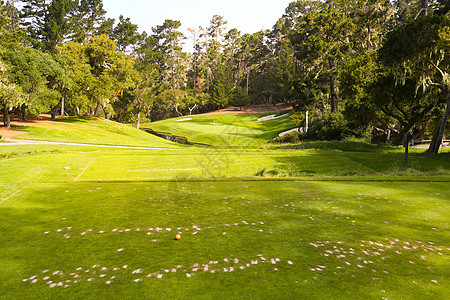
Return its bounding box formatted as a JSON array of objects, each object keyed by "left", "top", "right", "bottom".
[{"left": 103, "top": 0, "right": 293, "bottom": 51}]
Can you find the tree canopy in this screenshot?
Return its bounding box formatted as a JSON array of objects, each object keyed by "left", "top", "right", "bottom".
[{"left": 0, "top": 0, "right": 448, "bottom": 152}]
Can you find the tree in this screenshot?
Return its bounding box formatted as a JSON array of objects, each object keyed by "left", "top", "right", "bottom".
[
  {"left": 187, "top": 27, "right": 201, "bottom": 89},
  {"left": 19, "top": 0, "right": 47, "bottom": 46},
  {"left": 353, "top": 0, "right": 395, "bottom": 52},
  {"left": 111, "top": 15, "right": 139, "bottom": 52},
  {"left": 152, "top": 19, "right": 186, "bottom": 89},
  {"left": 231, "top": 86, "right": 251, "bottom": 110},
  {"left": 340, "top": 51, "right": 386, "bottom": 137},
  {"left": 198, "top": 15, "right": 227, "bottom": 90},
  {"left": 379, "top": 14, "right": 449, "bottom": 153},
  {"left": 58, "top": 35, "right": 139, "bottom": 118},
  {"left": 210, "top": 64, "right": 233, "bottom": 110},
  {"left": 71, "top": 0, "right": 107, "bottom": 42},
  {"left": 41, "top": 0, "right": 76, "bottom": 52},
  {"left": 0, "top": 59, "right": 26, "bottom": 128},
  {"left": 151, "top": 89, "right": 187, "bottom": 120},
  {"left": 1, "top": 43, "right": 64, "bottom": 119},
  {"left": 290, "top": 2, "right": 355, "bottom": 113},
  {"left": 56, "top": 40, "right": 94, "bottom": 116}
]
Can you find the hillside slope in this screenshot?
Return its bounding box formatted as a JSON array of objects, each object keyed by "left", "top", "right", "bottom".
[{"left": 2, "top": 116, "right": 180, "bottom": 148}]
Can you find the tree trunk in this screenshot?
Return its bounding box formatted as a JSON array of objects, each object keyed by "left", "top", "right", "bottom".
[
  {"left": 60, "top": 96, "right": 65, "bottom": 116},
  {"left": 51, "top": 105, "right": 57, "bottom": 120},
  {"left": 174, "top": 104, "right": 183, "bottom": 117},
  {"left": 3, "top": 106, "right": 11, "bottom": 129},
  {"left": 411, "top": 120, "right": 429, "bottom": 142},
  {"left": 102, "top": 106, "right": 109, "bottom": 119},
  {"left": 246, "top": 70, "right": 249, "bottom": 95},
  {"left": 329, "top": 57, "right": 338, "bottom": 113},
  {"left": 421, "top": 0, "right": 428, "bottom": 16},
  {"left": 94, "top": 96, "right": 101, "bottom": 116},
  {"left": 188, "top": 103, "right": 197, "bottom": 115},
  {"left": 135, "top": 112, "right": 140, "bottom": 129},
  {"left": 427, "top": 92, "right": 450, "bottom": 153}
]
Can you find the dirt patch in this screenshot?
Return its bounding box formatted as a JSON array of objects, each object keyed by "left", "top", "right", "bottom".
[
  {"left": 0, "top": 114, "right": 57, "bottom": 139},
  {"left": 201, "top": 102, "right": 293, "bottom": 115},
  {"left": 0, "top": 128, "right": 28, "bottom": 138},
  {"left": 0, "top": 114, "right": 56, "bottom": 125}
]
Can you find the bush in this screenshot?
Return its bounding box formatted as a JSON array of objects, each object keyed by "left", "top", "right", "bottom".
[
  {"left": 308, "top": 112, "right": 352, "bottom": 141},
  {"left": 273, "top": 112, "right": 372, "bottom": 144},
  {"left": 273, "top": 131, "right": 300, "bottom": 143}
]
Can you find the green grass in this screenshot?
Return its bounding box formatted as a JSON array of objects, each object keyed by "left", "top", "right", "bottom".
[
  {"left": 10, "top": 117, "right": 180, "bottom": 148},
  {"left": 141, "top": 110, "right": 296, "bottom": 147},
  {"left": 0, "top": 145, "right": 449, "bottom": 188},
  {"left": 0, "top": 181, "right": 448, "bottom": 299},
  {"left": 0, "top": 114, "right": 449, "bottom": 298}
]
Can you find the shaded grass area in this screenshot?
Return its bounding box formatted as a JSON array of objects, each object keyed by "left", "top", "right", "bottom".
[
  {"left": 270, "top": 140, "right": 399, "bottom": 152},
  {"left": 141, "top": 111, "right": 295, "bottom": 147},
  {"left": 9, "top": 117, "right": 179, "bottom": 148},
  {"left": 0, "top": 181, "right": 448, "bottom": 299}
]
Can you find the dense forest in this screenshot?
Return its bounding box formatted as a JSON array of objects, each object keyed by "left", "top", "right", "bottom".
[{"left": 0, "top": 0, "right": 449, "bottom": 152}]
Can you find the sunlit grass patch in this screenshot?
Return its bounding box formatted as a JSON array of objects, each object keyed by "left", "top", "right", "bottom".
[
  {"left": 141, "top": 111, "right": 296, "bottom": 147},
  {"left": 11, "top": 117, "right": 178, "bottom": 148}
]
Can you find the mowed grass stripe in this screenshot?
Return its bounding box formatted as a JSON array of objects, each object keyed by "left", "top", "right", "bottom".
[
  {"left": 0, "top": 186, "right": 27, "bottom": 204},
  {"left": 74, "top": 157, "right": 99, "bottom": 182},
  {"left": 76, "top": 152, "right": 376, "bottom": 181}
]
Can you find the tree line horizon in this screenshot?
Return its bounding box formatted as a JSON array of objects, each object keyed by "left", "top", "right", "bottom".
[{"left": 0, "top": 0, "right": 448, "bottom": 152}]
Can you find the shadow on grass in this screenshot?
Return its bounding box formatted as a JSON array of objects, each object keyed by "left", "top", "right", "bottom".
[
  {"left": 271, "top": 140, "right": 398, "bottom": 152},
  {"left": 54, "top": 116, "right": 101, "bottom": 124}
]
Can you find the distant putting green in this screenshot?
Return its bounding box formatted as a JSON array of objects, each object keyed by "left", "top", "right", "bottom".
[{"left": 141, "top": 111, "right": 296, "bottom": 147}]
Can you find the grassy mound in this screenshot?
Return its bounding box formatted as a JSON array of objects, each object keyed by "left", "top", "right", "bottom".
[
  {"left": 10, "top": 117, "right": 179, "bottom": 148},
  {"left": 141, "top": 110, "right": 296, "bottom": 147}
]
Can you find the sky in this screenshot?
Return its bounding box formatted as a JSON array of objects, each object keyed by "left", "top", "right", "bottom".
[{"left": 102, "top": 0, "right": 293, "bottom": 51}]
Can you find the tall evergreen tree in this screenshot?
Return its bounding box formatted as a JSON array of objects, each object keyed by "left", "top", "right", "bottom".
[
  {"left": 71, "top": 0, "right": 107, "bottom": 42},
  {"left": 152, "top": 19, "right": 186, "bottom": 89},
  {"left": 41, "top": 0, "right": 76, "bottom": 52},
  {"left": 111, "top": 15, "right": 139, "bottom": 52}
]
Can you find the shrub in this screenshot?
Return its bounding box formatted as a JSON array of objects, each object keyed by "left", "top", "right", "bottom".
[
  {"left": 308, "top": 112, "right": 352, "bottom": 141},
  {"left": 273, "top": 131, "right": 300, "bottom": 143}
]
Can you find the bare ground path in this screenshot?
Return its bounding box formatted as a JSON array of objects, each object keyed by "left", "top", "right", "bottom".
[{"left": 201, "top": 102, "right": 293, "bottom": 115}]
